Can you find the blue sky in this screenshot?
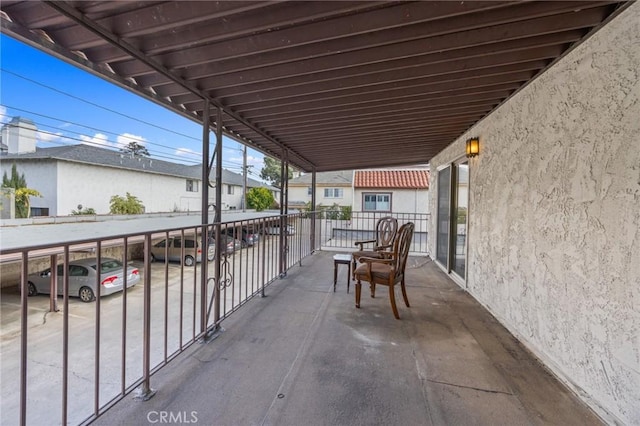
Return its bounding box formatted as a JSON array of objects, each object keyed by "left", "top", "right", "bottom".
[{"left": 0, "top": 34, "right": 267, "bottom": 180}]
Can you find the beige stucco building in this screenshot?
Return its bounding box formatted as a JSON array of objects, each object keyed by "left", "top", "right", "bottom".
[{"left": 429, "top": 4, "right": 639, "bottom": 423}]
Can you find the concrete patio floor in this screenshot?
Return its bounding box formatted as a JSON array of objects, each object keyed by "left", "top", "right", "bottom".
[{"left": 93, "top": 251, "right": 602, "bottom": 426}]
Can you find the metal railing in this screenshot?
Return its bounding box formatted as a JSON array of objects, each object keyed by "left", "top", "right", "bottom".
[
  {"left": 0, "top": 212, "right": 316, "bottom": 426},
  {"left": 317, "top": 211, "right": 430, "bottom": 255},
  {"left": 0, "top": 211, "right": 428, "bottom": 425}
]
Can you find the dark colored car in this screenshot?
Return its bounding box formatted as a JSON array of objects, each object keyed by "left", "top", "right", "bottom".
[{"left": 221, "top": 227, "right": 259, "bottom": 248}]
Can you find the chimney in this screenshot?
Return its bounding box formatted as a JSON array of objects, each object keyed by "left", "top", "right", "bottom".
[{"left": 2, "top": 117, "right": 37, "bottom": 154}]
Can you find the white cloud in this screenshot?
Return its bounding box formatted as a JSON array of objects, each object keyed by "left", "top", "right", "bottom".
[
  {"left": 228, "top": 154, "right": 264, "bottom": 169},
  {"left": 80, "top": 133, "right": 110, "bottom": 148},
  {"left": 0, "top": 106, "right": 9, "bottom": 124},
  {"left": 37, "top": 130, "right": 64, "bottom": 143},
  {"left": 175, "top": 147, "right": 201, "bottom": 158}
]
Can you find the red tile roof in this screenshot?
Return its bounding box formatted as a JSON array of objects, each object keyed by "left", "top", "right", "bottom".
[{"left": 354, "top": 170, "right": 429, "bottom": 189}]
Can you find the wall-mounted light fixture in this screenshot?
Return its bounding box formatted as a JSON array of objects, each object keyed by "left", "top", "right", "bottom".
[{"left": 466, "top": 137, "right": 480, "bottom": 158}]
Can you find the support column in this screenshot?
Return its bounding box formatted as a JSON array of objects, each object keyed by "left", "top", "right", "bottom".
[
  {"left": 200, "top": 101, "right": 210, "bottom": 336},
  {"left": 242, "top": 145, "right": 247, "bottom": 212},
  {"left": 213, "top": 107, "right": 223, "bottom": 330},
  {"left": 279, "top": 153, "right": 286, "bottom": 277},
  {"left": 311, "top": 168, "right": 316, "bottom": 252}
]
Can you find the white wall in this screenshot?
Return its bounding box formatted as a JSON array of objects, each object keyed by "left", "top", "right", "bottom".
[
  {"left": 56, "top": 162, "right": 200, "bottom": 214},
  {"left": 429, "top": 4, "right": 639, "bottom": 423},
  {"left": 222, "top": 184, "right": 243, "bottom": 210},
  {"left": 289, "top": 185, "right": 353, "bottom": 208},
  {"left": 354, "top": 188, "right": 428, "bottom": 214},
  {"left": 0, "top": 161, "right": 58, "bottom": 215}
]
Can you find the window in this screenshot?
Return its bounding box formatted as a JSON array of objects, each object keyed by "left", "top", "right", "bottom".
[
  {"left": 154, "top": 239, "right": 168, "bottom": 248},
  {"left": 186, "top": 180, "right": 198, "bottom": 192},
  {"left": 30, "top": 207, "right": 49, "bottom": 217},
  {"left": 323, "top": 188, "right": 344, "bottom": 198},
  {"left": 363, "top": 193, "right": 391, "bottom": 212},
  {"left": 227, "top": 185, "right": 234, "bottom": 195},
  {"left": 69, "top": 265, "right": 89, "bottom": 277}
]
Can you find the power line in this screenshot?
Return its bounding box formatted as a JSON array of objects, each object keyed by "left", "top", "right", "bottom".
[
  {"left": 2, "top": 106, "right": 253, "bottom": 170},
  {"left": 2, "top": 104, "right": 201, "bottom": 160},
  {"left": 1, "top": 68, "right": 200, "bottom": 141},
  {"left": 1, "top": 67, "right": 267, "bottom": 175}
]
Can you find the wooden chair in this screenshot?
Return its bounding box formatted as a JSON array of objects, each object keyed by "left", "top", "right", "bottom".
[
  {"left": 354, "top": 222, "right": 414, "bottom": 319},
  {"left": 351, "top": 216, "right": 398, "bottom": 279}
]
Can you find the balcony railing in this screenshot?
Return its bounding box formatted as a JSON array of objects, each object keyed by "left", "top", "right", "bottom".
[
  {"left": 0, "top": 211, "right": 428, "bottom": 425},
  {"left": 317, "top": 211, "right": 429, "bottom": 254}
]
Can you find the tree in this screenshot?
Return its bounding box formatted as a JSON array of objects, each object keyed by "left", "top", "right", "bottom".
[
  {"left": 259, "top": 157, "right": 293, "bottom": 188},
  {"left": 109, "top": 192, "right": 145, "bottom": 214},
  {"left": 2, "top": 163, "right": 41, "bottom": 218},
  {"left": 246, "top": 187, "right": 274, "bottom": 212},
  {"left": 120, "top": 141, "right": 150, "bottom": 157}
]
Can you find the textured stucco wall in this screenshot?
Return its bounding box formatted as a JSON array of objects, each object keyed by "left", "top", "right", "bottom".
[{"left": 428, "top": 4, "right": 639, "bottom": 424}]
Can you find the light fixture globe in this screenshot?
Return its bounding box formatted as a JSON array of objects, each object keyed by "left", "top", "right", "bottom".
[{"left": 466, "top": 137, "right": 480, "bottom": 158}]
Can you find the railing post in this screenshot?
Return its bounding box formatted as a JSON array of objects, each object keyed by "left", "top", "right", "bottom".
[
  {"left": 19, "top": 252, "right": 28, "bottom": 426},
  {"left": 62, "top": 247, "right": 69, "bottom": 425},
  {"left": 135, "top": 234, "right": 156, "bottom": 401},
  {"left": 49, "top": 254, "right": 58, "bottom": 312},
  {"left": 94, "top": 241, "right": 102, "bottom": 416}
]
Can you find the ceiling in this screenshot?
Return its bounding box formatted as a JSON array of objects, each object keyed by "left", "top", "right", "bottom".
[{"left": 0, "top": 1, "right": 629, "bottom": 172}]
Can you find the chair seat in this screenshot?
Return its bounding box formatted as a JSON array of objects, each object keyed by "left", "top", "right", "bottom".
[{"left": 354, "top": 262, "right": 391, "bottom": 282}]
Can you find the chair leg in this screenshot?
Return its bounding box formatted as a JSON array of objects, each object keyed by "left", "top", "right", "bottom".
[
  {"left": 370, "top": 283, "right": 376, "bottom": 298},
  {"left": 355, "top": 280, "right": 362, "bottom": 308},
  {"left": 401, "top": 278, "right": 410, "bottom": 307},
  {"left": 388, "top": 285, "right": 400, "bottom": 319}
]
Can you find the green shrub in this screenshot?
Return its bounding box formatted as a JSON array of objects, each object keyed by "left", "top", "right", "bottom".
[
  {"left": 109, "top": 192, "right": 145, "bottom": 214},
  {"left": 247, "top": 187, "right": 274, "bottom": 211}
]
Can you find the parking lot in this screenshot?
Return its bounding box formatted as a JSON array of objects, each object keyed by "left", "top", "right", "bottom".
[{"left": 0, "top": 240, "right": 277, "bottom": 426}]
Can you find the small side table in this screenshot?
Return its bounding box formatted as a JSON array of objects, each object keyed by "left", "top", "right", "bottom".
[{"left": 333, "top": 254, "right": 352, "bottom": 293}]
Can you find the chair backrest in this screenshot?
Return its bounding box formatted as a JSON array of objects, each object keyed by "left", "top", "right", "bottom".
[
  {"left": 392, "top": 222, "right": 414, "bottom": 280},
  {"left": 375, "top": 216, "right": 398, "bottom": 248}
]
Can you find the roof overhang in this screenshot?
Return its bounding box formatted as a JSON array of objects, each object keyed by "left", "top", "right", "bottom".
[{"left": 0, "top": 1, "right": 631, "bottom": 172}]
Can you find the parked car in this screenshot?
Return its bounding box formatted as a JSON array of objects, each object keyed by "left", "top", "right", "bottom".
[
  {"left": 27, "top": 257, "right": 140, "bottom": 303},
  {"left": 222, "top": 226, "right": 259, "bottom": 247},
  {"left": 262, "top": 224, "right": 296, "bottom": 235},
  {"left": 150, "top": 236, "right": 215, "bottom": 265},
  {"left": 218, "top": 234, "right": 242, "bottom": 253}
]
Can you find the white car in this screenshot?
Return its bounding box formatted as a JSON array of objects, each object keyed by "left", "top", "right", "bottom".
[
  {"left": 27, "top": 257, "right": 140, "bottom": 302},
  {"left": 262, "top": 224, "right": 295, "bottom": 235}
]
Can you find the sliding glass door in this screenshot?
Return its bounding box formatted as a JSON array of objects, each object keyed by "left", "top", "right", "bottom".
[
  {"left": 436, "top": 167, "right": 451, "bottom": 266},
  {"left": 436, "top": 160, "right": 469, "bottom": 281}
]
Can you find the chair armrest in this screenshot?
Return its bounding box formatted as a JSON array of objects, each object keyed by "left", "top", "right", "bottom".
[
  {"left": 374, "top": 244, "right": 392, "bottom": 252},
  {"left": 354, "top": 239, "right": 376, "bottom": 251},
  {"left": 359, "top": 256, "right": 393, "bottom": 265}
]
